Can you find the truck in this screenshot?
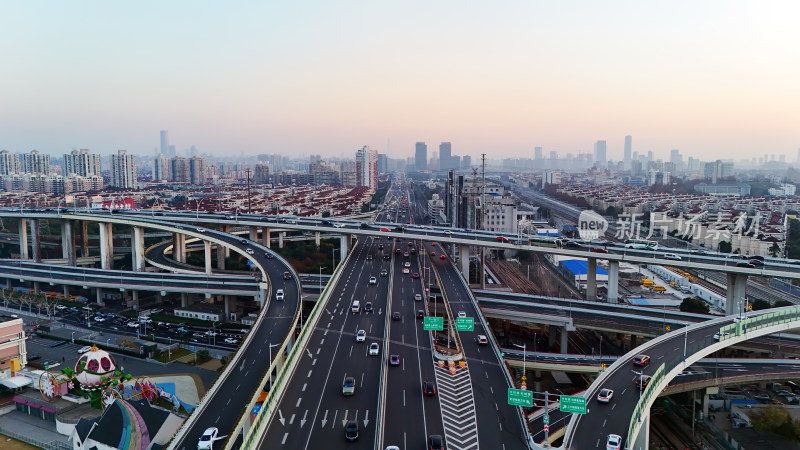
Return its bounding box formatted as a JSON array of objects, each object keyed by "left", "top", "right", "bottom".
[{"left": 641, "top": 279, "right": 654, "bottom": 287}]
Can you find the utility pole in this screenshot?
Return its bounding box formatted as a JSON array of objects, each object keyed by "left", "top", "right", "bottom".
[
  {"left": 246, "top": 168, "right": 252, "bottom": 213},
  {"left": 480, "top": 153, "right": 486, "bottom": 290}
]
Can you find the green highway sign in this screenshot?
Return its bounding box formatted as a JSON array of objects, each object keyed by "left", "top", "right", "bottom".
[
  {"left": 559, "top": 395, "right": 587, "bottom": 414},
  {"left": 542, "top": 414, "right": 549, "bottom": 424},
  {"left": 455, "top": 317, "right": 474, "bottom": 331},
  {"left": 423, "top": 316, "right": 444, "bottom": 331},
  {"left": 508, "top": 388, "right": 533, "bottom": 407}
]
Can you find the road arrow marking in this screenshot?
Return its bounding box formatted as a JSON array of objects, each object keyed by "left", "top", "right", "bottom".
[
  {"left": 363, "top": 409, "right": 370, "bottom": 427},
  {"left": 278, "top": 409, "right": 285, "bottom": 426},
  {"left": 301, "top": 409, "right": 308, "bottom": 427},
  {"left": 321, "top": 409, "right": 328, "bottom": 428},
  {"left": 342, "top": 409, "right": 349, "bottom": 428},
  {"left": 306, "top": 348, "right": 313, "bottom": 359}
]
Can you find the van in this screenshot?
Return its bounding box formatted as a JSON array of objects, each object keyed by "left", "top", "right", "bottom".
[
  {"left": 351, "top": 301, "right": 360, "bottom": 314},
  {"left": 664, "top": 253, "right": 682, "bottom": 261},
  {"left": 641, "top": 279, "right": 654, "bottom": 287},
  {"left": 652, "top": 285, "right": 666, "bottom": 292}
]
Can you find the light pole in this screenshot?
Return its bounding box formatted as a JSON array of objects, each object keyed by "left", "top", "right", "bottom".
[
  {"left": 683, "top": 321, "right": 688, "bottom": 362},
  {"left": 71, "top": 331, "right": 75, "bottom": 343},
  {"left": 319, "top": 266, "right": 327, "bottom": 299},
  {"left": 513, "top": 343, "right": 527, "bottom": 389}
]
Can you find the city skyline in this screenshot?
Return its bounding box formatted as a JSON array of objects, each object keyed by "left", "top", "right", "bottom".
[{"left": 2, "top": 2, "right": 799, "bottom": 160}]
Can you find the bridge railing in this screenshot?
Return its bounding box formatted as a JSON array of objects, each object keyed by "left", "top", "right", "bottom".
[
  {"left": 240, "top": 251, "right": 349, "bottom": 449},
  {"left": 718, "top": 306, "right": 800, "bottom": 342},
  {"left": 626, "top": 363, "right": 665, "bottom": 448}
]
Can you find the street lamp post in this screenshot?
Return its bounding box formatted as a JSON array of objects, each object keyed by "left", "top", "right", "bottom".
[
  {"left": 683, "top": 321, "right": 688, "bottom": 362},
  {"left": 71, "top": 331, "right": 75, "bottom": 343},
  {"left": 513, "top": 343, "right": 527, "bottom": 389},
  {"left": 319, "top": 266, "right": 327, "bottom": 300}
]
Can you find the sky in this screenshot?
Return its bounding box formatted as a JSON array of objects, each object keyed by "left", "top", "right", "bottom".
[{"left": 1, "top": 1, "right": 799, "bottom": 162}]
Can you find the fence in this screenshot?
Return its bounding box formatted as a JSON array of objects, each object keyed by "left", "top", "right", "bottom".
[
  {"left": 0, "top": 426, "right": 71, "bottom": 450},
  {"left": 769, "top": 278, "right": 800, "bottom": 298},
  {"left": 718, "top": 306, "right": 800, "bottom": 342}
]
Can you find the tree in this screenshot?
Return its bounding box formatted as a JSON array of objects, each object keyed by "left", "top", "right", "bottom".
[
  {"left": 775, "top": 300, "right": 794, "bottom": 308},
  {"left": 751, "top": 299, "right": 772, "bottom": 311},
  {"left": 680, "top": 297, "right": 710, "bottom": 314},
  {"left": 752, "top": 405, "right": 790, "bottom": 433},
  {"left": 770, "top": 242, "right": 782, "bottom": 257},
  {"left": 718, "top": 241, "right": 732, "bottom": 254}
]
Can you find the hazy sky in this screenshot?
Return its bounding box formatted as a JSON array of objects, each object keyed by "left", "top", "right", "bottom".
[{"left": 2, "top": 1, "right": 799, "bottom": 161}]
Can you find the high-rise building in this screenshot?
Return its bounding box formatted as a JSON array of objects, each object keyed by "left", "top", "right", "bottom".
[
  {"left": 355, "top": 146, "right": 378, "bottom": 190},
  {"left": 189, "top": 156, "right": 208, "bottom": 185},
  {"left": 534, "top": 147, "right": 543, "bottom": 160},
  {"left": 110, "top": 150, "right": 137, "bottom": 189},
  {"left": 153, "top": 154, "right": 169, "bottom": 181},
  {"left": 160, "top": 130, "right": 169, "bottom": 155},
  {"left": 377, "top": 153, "right": 388, "bottom": 173},
  {"left": 462, "top": 155, "right": 471, "bottom": 169},
  {"left": 22, "top": 150, "right": 50, "bottom": 175},
  {"left": 415, "top": 142, "right": 427, "bottom": 171},
  {"left": 64, "top": 149, "right": 101, "bottom": 177},
  {"left": 439, "top": 142, "right": 452, "bottom": 170},
  {"left": 254, "top": 163, "right": 270, "bottom": 184},
  {"left": 0, "top": 150, "right": 15, "bottom": 176},
  {"left": 170, "top": 157, "right": 190, "bottom": 183},
  {"left": 623, "top": 135, "right": 632, "bottom": 170},
  {"left": 669, "top": 149, "right": 682, "bottom": 169},
  {"left": 594, "top": 140, "right": 607, "bottom": 167}
]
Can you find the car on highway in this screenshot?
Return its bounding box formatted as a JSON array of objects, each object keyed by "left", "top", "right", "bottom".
[
  {"left": 430, "top": 252, "right": 436, "bottom": 257},
  {"left": 56, "top": 305, "right": 66, "bottom": 310},
  {"left": 275, "top": 289, "right": 284, "bottom": 301},
  {"left": 93, "top": 316, "right": 105, "bottom": 322},
  {"left": 239, "top": 239, "right": 248, "bottom": 245},
  {"left": 283, "top": 271, "right": 291, "bottom": 280},
  {"left": 591, "top": 248, "right": 609, "bottom": 254},
  {"left": 635, "top": 375, "right": 651, "bottom": 389},
  {"left": 369, "top": 343, "right": 380, "bottom": 356},
  {"left": 342, "top": 376, "right": 356, "bottom": 396},
  {"left": 356, "top": 330, "right": 366, "bottom": 342},
  {"left": 431, "top": 242, "right": 437, "bottom": 247},
  {"left": 477, "top": 335, "right": 488, "bottom": 345},
  {"left": 404, "top": 252, "right": 409, "bottom": 258},
  {"left": 196, "top": 227, "right": 205, "bottom": 232},
  {"left": 412, "top": 273, "right": 420, "bottom": 278},
  {"left": 77, "top": 346, "right": 92, "bottom": 354},
  {"left": 265, "top": 252, "right": 273, "bottom": 259},
  {"left": 403, "top": 268, "right": 410, "bottom": 274},
  {"left": 417, "top": 310, "right": 425, "bottom": 319},
  {"left": 597, "top": 388, "right": 614, "bottom": 403},
  {"left": 427, "top": 434, "right": 444, "bottom": 450},
  {"left": 366, "top": 254, "right": 373, "bottom": 260},
  {"left": 378, "top": 269, "right": 388, "bottom": 277},
  {"left": 333, "top": 223, "right": 345, "bottom": 228},
  {"left": 414, "top": 294, "right": 422, "bottom": 301},
  {"left": 395, "top": 248, "right": 402, "bottom": 254},
  {"left": 632, "top": 354, "right": 650, "bottom": 366},
  {"left": 245, "top": 248, "right": 254, "bottom": 255},
  {"left": 663, "top": 253, "right": 682, "bottom": 260},
  {"left": 344, "top": 420, "right": 359, "bottom": 441},
  {"left": 423, "top": 380, "right": 437, "bottom": 396},
  {"left": 404, "top": 262, "right": 411, "bottom": 267},
  {"left": 606, "top": 434, "right": 622, "bottom": 450},
  {"left": 364, "top": 302, "right": 373, "bottom": 312},
  {"left": 439, "top": 254, "right": 446, "bottom": 259},
  {"left": 564, "top": 240, "right": 581, "bottom": 248},
  {"left": 389, "top": 355, "right": 400, "bottom": 366},
  {"left": 736, "top": 261, "right": 756, "bottom": 268},
  {"left": 458, "top": 311, "right": 466, "bottom": 318},
  {"left": 224, "top": 338, "right": 238, "bottom": 344},
  {"left": 383, "top": 254, "right": 390, "bottom": 260},
  {"left": 369, "top": 276, "right": 377, "bottom": 285},
  {"left": 392, "top": 312, "right": 401, "bottom": 321},
  {"left": 713, "top": 331, "right": 730, "bottom": 341},
  {"left": 496, "top": 236, "right": 510, "bottom": 243},
  {"left": 197, "top": 427, "right": 219, "bottom": 450}
]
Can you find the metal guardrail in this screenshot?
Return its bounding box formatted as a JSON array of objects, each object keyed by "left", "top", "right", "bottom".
[
  {"left": 240, "top": 248, "right": 352, "bottom": 449},
  {"left": 719, "top": 306, "right": 800, "bottom": 342},
  {"left": 626, "top": 363, "right": 665, "bottom": 449}
]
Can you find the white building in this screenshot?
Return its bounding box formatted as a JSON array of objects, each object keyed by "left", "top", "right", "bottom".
[
  {"left": 355, "top": 146, "right": 378, "bottom": 190},
  {"left": 22, "top": 150, "right": 50, "bottom": 175},
  {"left": 110, "top": 150, "right": 137, "bottom": 189},
  {"left": 428, "top": 194, "right": 447, "bottom": 224},
  {"left": 768, "top": 184, "right": 797, "bottom": 197},
  {"left": 64, "top": 149, "right": 101, "bottom": 177}
]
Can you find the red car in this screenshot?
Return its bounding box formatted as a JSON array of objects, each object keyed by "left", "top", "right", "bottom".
[
  {"left": 591, "top": 248, "right": 609, "bottom": 254},
  {"left": 395, "top": 249, "right": 402, "bottom": 254},
  {"left": 380, "top": 228, "right": 390, "bottom": 232},
  {"left": 497, "top": 236, "right": 509, "bottom": 243},
  {"left": 412, "top": 273, "right": 420, "bottom": 278},
  {"left": 439, "top": 254, "right": 446, "bottom": 260},
  {"left": 408, "top": 242, "right": 413, "bottom": 246},
  {"left": 431, "top": 243, "right": 437, "bottom": 246},
  {"left": 430, "top": 252, "right": 436, "bottom": 257}
]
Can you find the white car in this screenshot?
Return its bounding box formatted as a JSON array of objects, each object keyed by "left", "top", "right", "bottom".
[
  {"left": 245, "top": 248, "right": 254, "bottom": 255},
  {"left": 56, "top": 305, "right": 67, "bottom": 310},
  {"left": 224, "top": 338, "right": 238, "bottom": 344},
  {"left": 77, "top": 346, "right": 92, "bottom": 354},
  {"left": 664, "top": 253, "right": 682, "bottom": 261},
  {"left": 196, "top": 227, "right": 206, "bottom": 232},
  {"left": 356, "top": 330, "right": 366, "bottom": 342},
  {"left": 127, "top": 321, "right": 139, "bottom": 328},
  {"left": 205, "top": 330, "right": 218, "bottom": 336},
  {"left": 333, "top": 223, "right": 345, "bottom": 228},
  {"left": 93, "top": 316, "right": 105, "bottom": 322},
  {"left": 369, "top": 277, "right": 377, "bottom": 285},
  {"left": 275, "top": 289, "right": 285, "bottom": 301},
  {"left": 198, "top": 427, "right": 219, "bottom": 450},
  {"left": 606, "top": 434, "right": 622, "bottom": 450},
  {"left": 458, "top": 311, "right": 467, "bottom": 318},
  {"left": 597, "top": 388, "right": 614, "bottom": 403},
  {"left": 414, "top": 294, "right": 422, "bottom": 301},
  {"left": 369, "top": 343, "right": 379, "bottom": 356},
  {"left": 404, "top": 262, "right": 411, "bottom": 267}
]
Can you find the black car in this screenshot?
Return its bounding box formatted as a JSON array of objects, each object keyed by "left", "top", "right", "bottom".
[
  {"left": 359, "top": 223, "right": 372, "bottom": 229},
  {"left": 428, "top": 434, "right": 444, "bottom": 450},
  {"left": 423, "top": 380, "right": 437, "bottom": 396},
  {"left": 283, "top": 271, "right": 291, "bottom": 280},
  {"left": 344, "top": 420, "right": 359, "bottom": 441},
  {"left": 239, "top": 239, "right": 248, "bottom": 245},
  {"left": 321, "top": 220, "right": 332, "bottom": 226},
  {"left": 736, "top": 262, "right": 756, "bottom": 268},
  {"left": 364, "top": 302, "right": 373, "bottom": 312},
  {"left": 392, "top": 312, "right": 401, "bottom": 321},
  {"left": 564, "top": 240, "right": 581, "bottom": 248},
  {"left": 383, "top": 254, "right": 390, "bottom": 260},
  {"left": 749, "top": 259, "right": 764, "bottom": 266},
  {"left": 417, "top": 310, "right": 425, "bottom": 319}
]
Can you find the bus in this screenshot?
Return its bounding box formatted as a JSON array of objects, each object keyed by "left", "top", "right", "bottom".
[
  {"left": 527, "top": 236, "right": 562, "bottom": 248},
  {"left": 624, "top": 239, "right": 659, "bottom": 250}
]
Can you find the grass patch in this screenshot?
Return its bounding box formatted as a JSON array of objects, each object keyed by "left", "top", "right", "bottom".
[{"left": 153, "top": 347, "right": 192, "bottom": 363}]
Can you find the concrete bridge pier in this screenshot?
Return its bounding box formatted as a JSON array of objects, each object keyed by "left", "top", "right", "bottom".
[
  {"left": 262, "top": 227, "right": 271, "bottom": 248},
  {"left": 18, "top": 219, "right": 29, "bottom": 259},
  {"left": 220, "top": 225, "right": 231, "bottom": 257},
  {"left": 216, "top": 244, "right": 226, "bottom": 270},
  {"left": 181, "top": 292, "right": 189, "bottom": 308},
  {"left": 95, "top": 288, "right": 105, "bottom": 307},
  {"left": 607, "top": 261, "right": 619, "bottom": 303},
  {"left": 249, "top": 227, "right": 257, "bottom": 242},
  {"left": 224, "top": 296, "right": 232, "bottom": 319},
  {"left": 30, "top": 219, "right": 41, "bottom": 263},
  {"left": 315, "top": 231, "right": 321, "bottom": 249},
  {"left": 533, "top": 369, "right": 543, "bottom": 392},
  {"left": 725, "top": 273, "right": 749, "bottom": 316},
  {"left": 278, "top": 232, "right": 285, "bottom": 249},
  {"left": 172, "top": 233, "right": 186, "bottom": 263},
  {"left": 204, "top": 241, "right": 212, "bottom": 274},
  {"left": 32, "top": 281, "right": 40, "bottom": 296},
  {"left": 586, "top": 257, "right": 597, "bottom": 301},
  {"left": 99, "top": 223, "right": 113, "bottom": 270},
  {"left": 62, "top": 220, "right": 75, "bottom": 266},
  {"left": 131, "top": 290, "right": 139, "bottom": 310},
  {"left": 560, "top": 326, "right": 569, "bottom": 354},
  {"left": 340, "top": 235, "right": 349, "bottom": 261},
  {"left": 81, "top": 221, "right": 89, "bottom": 258},
  {"left": 63, "top": 285, "right": 70, "bottom": 300},
  {"left": 132, "top": 226, "right": 145, "bottom": 271},
  {"left": 459, "top": 245, "right": 470, "bottom": 281},
  {"left": 548, "top": 327, "right": 556, "bottom": 348}
]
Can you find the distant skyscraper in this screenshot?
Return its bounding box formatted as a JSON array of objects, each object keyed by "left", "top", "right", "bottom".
[
  {"left": 254, "top": 163, "right": 270, "bottom": 184},
  {"left": 647, "top": 151, "right": 654, "bottom": 162},
  {"left": 415, "top": 142, "right": 427, "bottom": 171},
  {"left": 170, "top": 157, "right": 190, "bottom": 183},
  {"left": 623, "top": 135, "right": 632, "bottom": 170},
  {"left": 153, "top": 154, "right": 169, "bottom": 181},
  {"left": 462, "top": 155, "right": 471, "bottom": 169},
  {"left": 797, "top": 148, "right": 800, "bottom": 163},
  {"left": 670, "top": 149, "right": 682, "bottom": 168},
  {"left": 355, "top": 146, "right": 378, "bottom": 189},
  {"left": 64, "top": 149, "right": 100, "bottom": 177},
  {"left": 0, "top": 150, "right": 15, "bottom": 175},
  {"left": 534, "top": 147, "right": 543, "bottom": 160},
  {"left": 168, "top": 145, "right": 176, "bottom": 157},
  {"left": 377, "top": 153, "right": 388, "bottom": 173},
  {"left": 160, "top": 130, "right": 169, "bottom": 155},
  {"left": 110, "top": 150, "right": 136, "bottom": 188},
  {"left": 22, "top": 150, "right": 50, "bottom": 175},
  {"left": 189, "top": 156, "right": 208, "bottom": 185},
  {"left": 439, "top": 142, "right": 452, "bottom": 170},
  {"left": 594, "top": 140, "right": 607, "bottom": 167}
]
